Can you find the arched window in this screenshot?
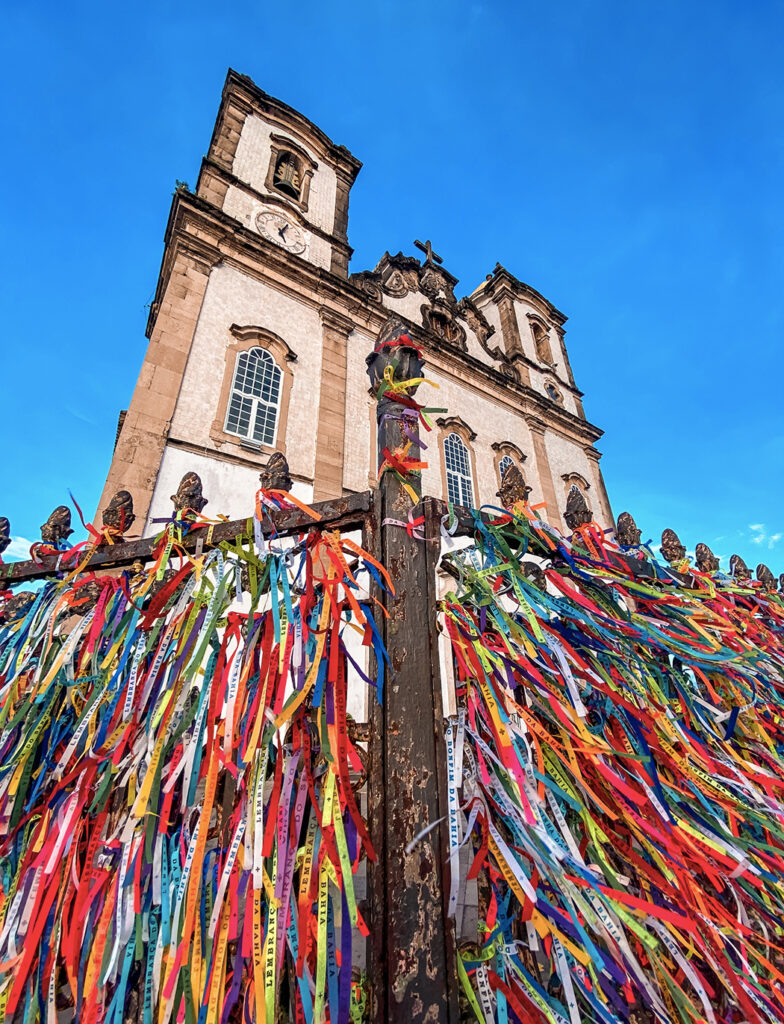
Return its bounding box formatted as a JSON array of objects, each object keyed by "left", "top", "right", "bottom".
[
  {"left": 444, "top": 432, "right": 474, "bottom": 507},
  {"left": 273, "top": 152, "right": 302, "bottom": 199},
  {"left": 532, "top": 322, "right": 553, "bottom": 364},
  {"left": 499, "top": 454, "right": 515, "bottom": 480},
  {"left": 545, "top": 380, "right": 563, "bottom": 404},
  {"left": 224, "top": 347, "right": 282, "bottom": 446}
]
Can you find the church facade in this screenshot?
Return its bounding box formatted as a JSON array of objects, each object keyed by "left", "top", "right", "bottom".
[{"left": 98, "top": 69, "right": 613, "bottom": 533}]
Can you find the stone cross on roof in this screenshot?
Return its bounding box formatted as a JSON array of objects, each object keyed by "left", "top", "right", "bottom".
[{"left": 414, "top": 239, "right": 443, "bottom": 268}]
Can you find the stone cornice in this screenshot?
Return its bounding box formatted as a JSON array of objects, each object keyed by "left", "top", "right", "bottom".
[
  {"left": 221, "top": 69, "right": 362, "bottom": 181},
  {"left": 143, "top": 192, "right": 603, "bottom": 450},
  {"left": 319, "top": 306, "right": 355, "bottom": 334}
]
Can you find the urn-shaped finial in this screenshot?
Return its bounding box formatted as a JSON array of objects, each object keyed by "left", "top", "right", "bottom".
[
  {"left": 260, "top": 452, "right": 292, "bottom": 492},
  {"left": 757, "top": 563, "right": 776, "bottom": 589},
  {"left": 40, "top": 506, "right": 73, "bottom": 546},
  {"left": 661, "top": 529, "right": 686, "bottom": 564},
  {"left": 695, "top": 543, "right": 719, "bottom": 573},
  {"left": 730, "top": 554, "right": 751, "bottom": 580},
  {"left": 497, "top": 465, "right": 530, "bottom": 509},
  {"left": 564, "top": 485, "right": 592, "bottom": 530},
  {"left": 615, "top": 512, "right": 641, "bottom": 547},
  {"left": 171, "top": 472, "right": 207, "bottom": 515},
  {"left": 101, "top": 490, "right": 135, "bottom": 539}
]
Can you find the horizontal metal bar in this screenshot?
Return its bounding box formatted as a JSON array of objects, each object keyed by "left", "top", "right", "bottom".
[{"left": 1, "top": 491, "right": 373, "bottom": 586}]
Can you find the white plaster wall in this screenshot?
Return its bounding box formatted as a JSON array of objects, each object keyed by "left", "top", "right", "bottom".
[
  {"left": 223, "top": 186, "right": 332, "bottom": 271},
  {"left": 343, "top": 331, "right": 374, "bottom": 492},
  {"left": 169, "top": 265, "right": 323, "bottom": 481},
  {"left": 419, "top": 368, "right": 542, "bottom": 508},
  {"left": 231, "top": 114, "right": 337, "bottom": 236},
  {"left": 145, "top": 446, "right": 315, "bottom": 535},
  {"left": 379, "top": 291, "right": 428, "bottom": 324},
  {"left": 543, "top": 430, "right": 598, "bottom": 527},
  {"left": 528, "top": 365, "right": 578, "bottom": 416}
]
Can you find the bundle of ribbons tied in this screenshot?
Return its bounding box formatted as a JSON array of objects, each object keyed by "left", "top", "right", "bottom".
[
  {"left": 0, "top": 493, "right": 390, "bottom": 1024},
  {"left": 440, "top": 504, "right": 784, "bottom": 1023}
]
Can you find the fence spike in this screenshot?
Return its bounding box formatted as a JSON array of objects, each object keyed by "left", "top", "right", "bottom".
[
  {"left": 260, "top": 452, "right": 292, "bottom": 492},
  {"left": 497, "top": 465, "right": 530, "bottom": 509},
  {"left": 564, "top": 485, "right": 592, "bottom": 530},
  {"left": 695, "top": 542, "right": 720, "bottom": 573},
  {"left": 757, "top": 563, "right": 776, "bottom": 589},
  {"left": 101, "top": 490, "right": 135, "bottom": 540},
  {"left": 40, "top": 506, "right": 73, "bottom": 546},
  {"left": 730, "top": 554, "right": 751, "bottom": 580},
  {"left": 0, "top": 517, "right": 9, "bottom": 556},
  {"left": 171, "top": 472, "right": 207, "bottom": 515},
  {"left": 615, "top": 512, "right": 641, "bottom": 547},
  {"left": 661, "top": 528, "right": 686, "bottom": 564}
]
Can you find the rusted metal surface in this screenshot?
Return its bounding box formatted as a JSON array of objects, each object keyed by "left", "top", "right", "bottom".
[
  {"left": 376, "top": 378, "right": 458, "bottom": 1022},
  {"left": 0, "top": 492, "right": 372, "bottom": 585}
]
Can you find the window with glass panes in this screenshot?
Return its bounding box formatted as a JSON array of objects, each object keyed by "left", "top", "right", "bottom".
[
  {"left": 499, "top": 454, "right": 515, "bottom": 480},
  {"left": 444, "top": 432, "right": 473, "bottom": 507},
  {"left": 225, "top": 348, "right": 282, "bottom": 446}
]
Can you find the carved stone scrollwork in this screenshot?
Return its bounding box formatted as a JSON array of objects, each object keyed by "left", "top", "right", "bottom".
[
  {"left": 101, "top": 490, "right": 135, "bottom": 540},
  {"left": 660, "top": 529, "right": 686, "bottom": 564},
  {"left": 730, "top": 554, "right": 751, "bottom": 580},
  {"left": 456, "top": 296, "right": 496, "bottom": 347},
  {"left": 1, "top": 591, "right": 35, "bottom": 622},
  {"left": 373, "top": 252, "right": 421, "bottom": 298},
  {"left": 564, "top": 485, "right": 592, "bottom": 530},
  {"left": 348, "top": 271, "right": 383, "bottom": 302},
  {"left": 0, "top": 517, "right": 10, "bottom": 556},
  {"left": 695, "top": 543, "right": 720, "bottom": 573},
  {"left": 497, "top": 465, "right": 530, "bottom": 508},
  {"left": 260, "top": 452, "right": 292, "bottom": 492},
  {"left": 171, "top": 472, "right": 208, "bottom": 515},
  {"left": 756, "top": 563, "right": 776, "bottom": 589},
  {"left": 615, "top": 512, "right": 641, "bottom": 547},
  {"left": 40, "top": 506, "right": 73, "bottom": 546}
]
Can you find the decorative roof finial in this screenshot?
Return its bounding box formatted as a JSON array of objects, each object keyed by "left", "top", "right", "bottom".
[
  {"left": 695, "top": 543, "right": 720, "bottom": 573},
  {"left": 757, "top": 563, "right": 776, "bottom": 589},
  {"left": 260, "top": 452, "right": 292, "bottom": 492},
  {"left": 615, "top": 512, "right": 641, "bottom": 547},
  {"left": 101, "top": 490, "right": 135, "bottom": 540},
  {"left": 564, "top": 485, "right": 592, "bottom": 530},
  {"left": 171, "top": 472, "right": 207, "bottom": 515},
  {"left": 730, "top": 554, "right": 751, "bottom": 580},
  {"left": 497, "top": 465, "right": 530, "bottom": 509},
  {"left": 660, "top": 529, "right": 686, "bottom": 564},
  {"left": 40, "top": 506, "right": 73, "bottom": 546}
]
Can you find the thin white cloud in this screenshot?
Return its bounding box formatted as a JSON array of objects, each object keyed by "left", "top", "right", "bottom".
[
  {"left": 4, "top": 536, "right": 33, "bottom": 561},
  {"left": 746, "top": 524, "right": 782, "bottom": 550}
]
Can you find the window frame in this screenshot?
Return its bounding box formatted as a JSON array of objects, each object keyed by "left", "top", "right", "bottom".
[
  {"left": 210, "top": 325, "right": 297, "bottom": 458},
  {"left": 491, "top": 441, "right": 528, "bottom": 497},
  {"left": 436, "top": 416, "right": 480, "bottom": 509},
  {"left": 223, "top": 347, "right": 283, "bottom": 447}
]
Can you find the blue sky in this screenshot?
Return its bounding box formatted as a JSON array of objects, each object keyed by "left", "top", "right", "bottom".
[{"left": 1, "top": 0, "right": 783, "bottom": 570}]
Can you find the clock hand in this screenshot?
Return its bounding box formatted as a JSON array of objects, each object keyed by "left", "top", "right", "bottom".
[{"left": 278, "top": 224, "right": 288, "bottom": 239}]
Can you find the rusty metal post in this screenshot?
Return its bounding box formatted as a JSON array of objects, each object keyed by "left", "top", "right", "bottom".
[{"left": 367, "top": 326, "right": 459, "bottom": 1023}]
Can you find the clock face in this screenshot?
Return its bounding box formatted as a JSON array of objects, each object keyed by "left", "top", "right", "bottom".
[{"left": 256, "top": 211, "right": 306, "bottom": 254}]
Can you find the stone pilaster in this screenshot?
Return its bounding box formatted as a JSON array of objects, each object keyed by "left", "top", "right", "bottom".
[
  {"left": 527, "top": 418, "right": 560, "bottom": 527},
  {"left": 97, "top": 246, "right": 215, "bottom": 531},
  {"left": 312, "top": 307, "right": 353, "bottom": 501},
  {"left": 584, "top": 446, "right": 614, "bottom": 528}
]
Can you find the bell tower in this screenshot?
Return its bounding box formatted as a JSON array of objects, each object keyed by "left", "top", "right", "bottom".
[{"left": 196, "top": 70, "right": 361, "bottom": 276}]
